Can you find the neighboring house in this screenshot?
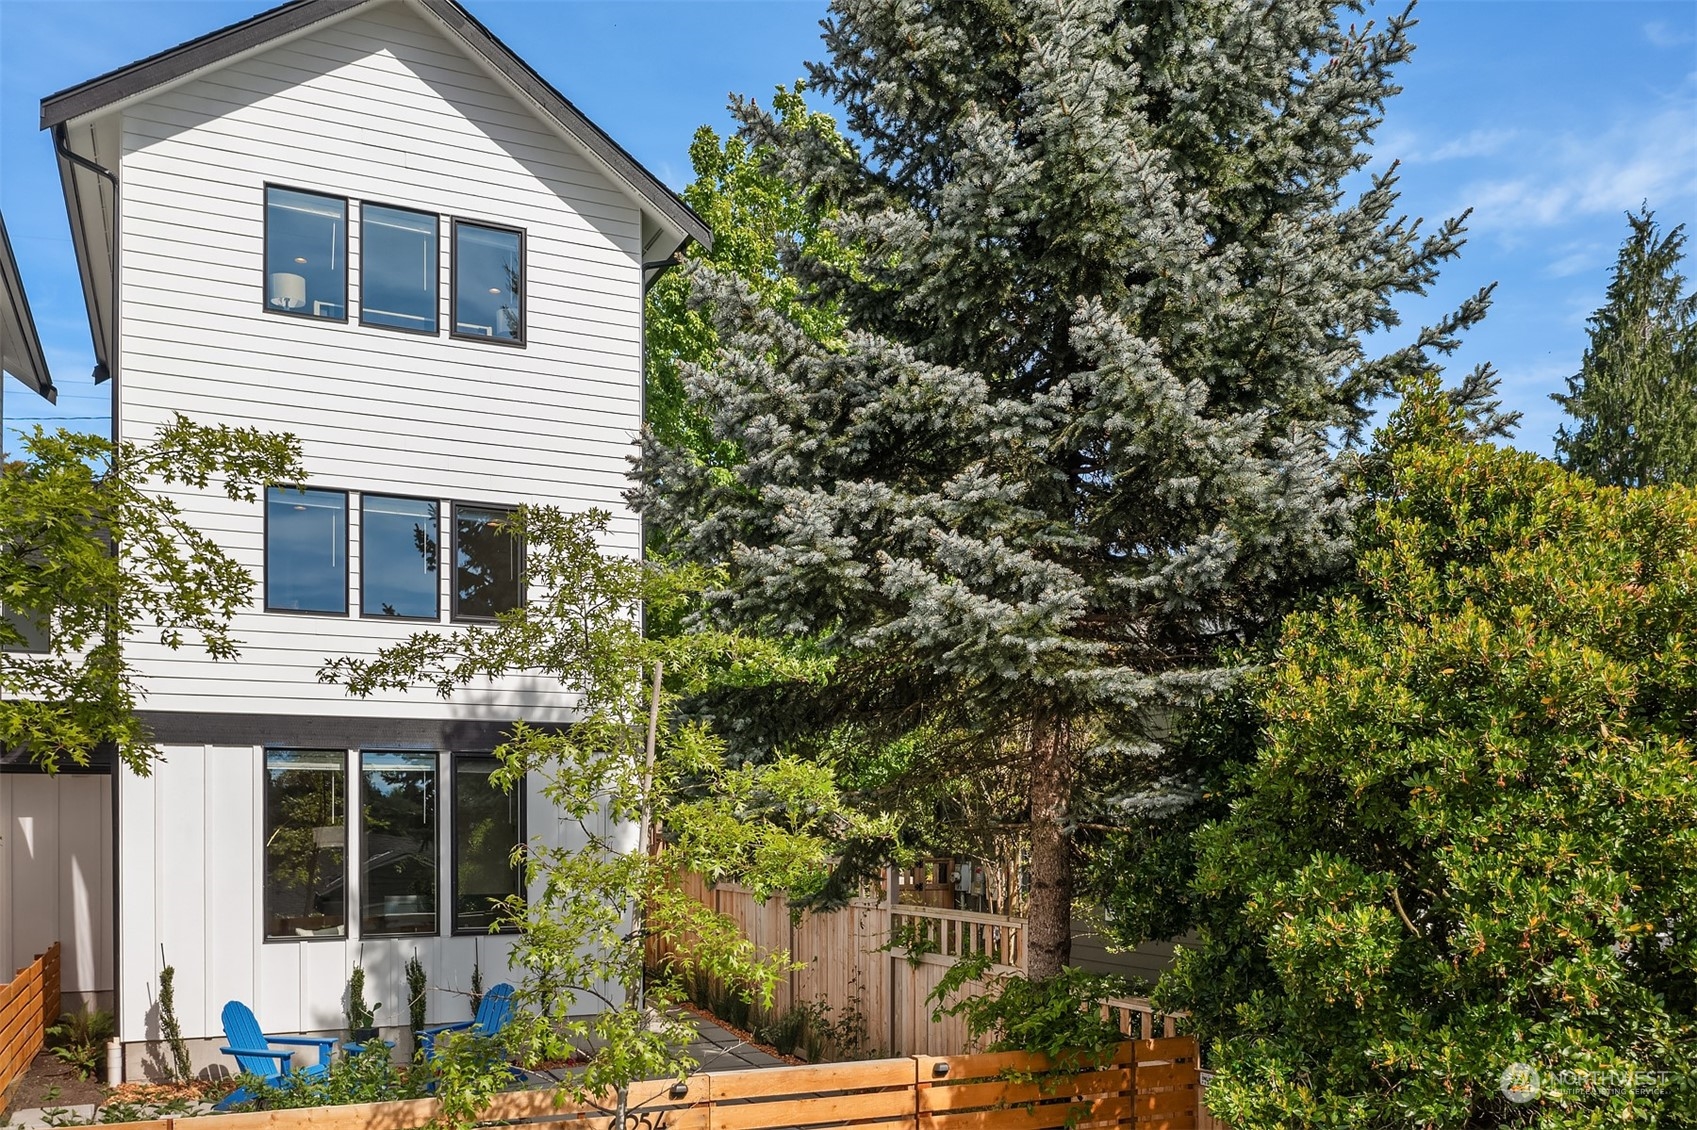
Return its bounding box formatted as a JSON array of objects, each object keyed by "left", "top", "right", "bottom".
[{"left": 23, "top": 0, "right": 708, "bottom": 1077}]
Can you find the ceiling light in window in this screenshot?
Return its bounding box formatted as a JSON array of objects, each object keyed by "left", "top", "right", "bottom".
[
  {"left": 294, "top": 256, "right": 308, "bottom": 264},
  {"left": 488, "top": 287, "right": 502, "bottom": 294}
]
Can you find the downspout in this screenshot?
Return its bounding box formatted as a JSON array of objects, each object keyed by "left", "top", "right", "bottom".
[{"left": 55, "top": 121, "right": 124, "bottom": 1063}]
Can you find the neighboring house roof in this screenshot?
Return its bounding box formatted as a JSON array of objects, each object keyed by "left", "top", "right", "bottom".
[
  {"left": 0, "top": 212, "right": 56, "bottom": 404},
  {"left": 40, "top": 0, "right": 711, "bottom": 376}
]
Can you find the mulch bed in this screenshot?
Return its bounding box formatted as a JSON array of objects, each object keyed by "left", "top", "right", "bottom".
[{"left": 3, "top": 1051, "right": 107, "bottom": 1113}]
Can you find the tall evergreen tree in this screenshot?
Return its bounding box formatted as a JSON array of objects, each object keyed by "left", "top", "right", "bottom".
[
  {"left": 1553, "top": 207, "right": 1697, "bottom": 486},
  {"left": 634, "top": 0, "right": 1507, "bottom": 979}
]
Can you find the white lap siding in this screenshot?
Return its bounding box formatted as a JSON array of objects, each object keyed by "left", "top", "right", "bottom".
[{"left": 114, "top": 0, "right": 643, "bottom": 721}]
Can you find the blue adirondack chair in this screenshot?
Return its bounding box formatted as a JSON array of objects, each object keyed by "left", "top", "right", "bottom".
[
  {"left": 214, "top": 1000, "right": 340, "bottom": 1110},
  {"left": 416, "top": 982, "right": 518, "bottom": 1062}
]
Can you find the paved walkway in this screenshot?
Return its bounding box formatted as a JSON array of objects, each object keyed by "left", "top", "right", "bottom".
[{"left": 4, "top": 1016, "right": 785, "bottom": 1128}]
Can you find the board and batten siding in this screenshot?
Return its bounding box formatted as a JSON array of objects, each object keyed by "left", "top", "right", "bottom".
[
  {"left": 0, "top": 773, "right": 113, "bottom": 1009},
  {"left": 116, "top": 744, "right": 597, "bottom": 1050},
  {"left": 113, "top": 0, "right": 646, "bottom": 720}
]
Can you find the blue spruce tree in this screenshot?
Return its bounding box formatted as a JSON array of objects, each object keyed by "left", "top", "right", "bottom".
[{"left": 634, "top": 0, "right": 1511, "bottom": 979}]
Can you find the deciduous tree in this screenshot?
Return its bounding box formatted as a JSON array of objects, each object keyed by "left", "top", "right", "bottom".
[{"left": 1, "top": 418, "right": 301, "bottom": 773}]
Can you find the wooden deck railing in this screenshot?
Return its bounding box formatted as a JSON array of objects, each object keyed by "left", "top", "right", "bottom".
[
  {"left": 55, "top": 1038, "right": 1202, "bottom": 1130},
  {"left": 0, "top": 942, "right": 61, "bottom": 1098}
]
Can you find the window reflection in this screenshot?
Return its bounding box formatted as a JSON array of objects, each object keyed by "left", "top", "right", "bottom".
[
  {"left": 361, "top": 204, "right": 438, "bottom": 332},
  {"left": 361, "top": 751, "right": 437, "bottom": 937},
  {"left": 453, "top": 757, "right": 523, "bottom": 932},
  {"left": 266, "top": 488, "right": 347, "bottom": 614},
  {"left": 265, "top": 187, "right": 345, "bottom": 319},
  {"left": 453, "top": 223, "right": 522, "bottom": 342},
  {"left": 453, "top": 505, "right": 521, "bottom": 620},
  {"left": 362, "top": 496, "right": 438, "bottom": 619},
  {"left": 264, "top": 750, "right": 346, "bottom": 939}
]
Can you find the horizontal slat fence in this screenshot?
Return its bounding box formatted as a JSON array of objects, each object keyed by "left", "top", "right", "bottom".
[
  {"left": 1, "top": 942, "right": 61, "bottom": 1098},
  {"left": 55, "top": 1039, "right": 1200, "bottom": 1130}
]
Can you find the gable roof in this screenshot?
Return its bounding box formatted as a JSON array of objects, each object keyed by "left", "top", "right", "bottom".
[
  {"left": 0, "top": 212, "right": 56, "bottom": 404},
  {"left": 39, "top": 0, "right": 710, "bottom": 250}
]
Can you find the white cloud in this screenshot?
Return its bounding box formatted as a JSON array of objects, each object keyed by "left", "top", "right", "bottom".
[
  {"left": 1644, "top": 20, "right": 1696, "bottom": 49},
  {"left": 1426, "top": 128, "right": 1517, "bottom": 162},
  {"left": 1544, "top": 241, "right": 1608, "bottom": 280},
  {"left": 1455, "top": 104, "right": 1697, "bottom": 234}
]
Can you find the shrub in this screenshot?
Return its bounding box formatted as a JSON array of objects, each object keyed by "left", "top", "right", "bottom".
[{"left": 1166, "top": 407, "right": 1697, "bottom": 1127}]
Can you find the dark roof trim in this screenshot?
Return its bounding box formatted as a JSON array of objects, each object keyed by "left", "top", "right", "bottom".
[
  {"left": 0, "top": 212, "right": 56, "bottom": 403},
  {"left": 39, "top": 0, "right": 711, "bottom": 252},
  {"left": 40, "top": 0, "right": 363, "bottom": 129}
]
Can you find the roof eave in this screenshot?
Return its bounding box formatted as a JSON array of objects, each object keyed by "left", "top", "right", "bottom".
[{"left": 0, "top": 212, "right": 57, "bottom": 403}]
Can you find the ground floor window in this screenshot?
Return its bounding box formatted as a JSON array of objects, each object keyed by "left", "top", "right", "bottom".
[
  {"left": 264, "top": 749, "right": 347, "bottom": 939},
  {"left": 360, "top": 750, "right": 438, "bottom": 937},
  {"left": 453, "top": 755, "right": 524, "bottom": 932},
  {"left": 261, "top": 747, "right": 526, "bottom": 941}
]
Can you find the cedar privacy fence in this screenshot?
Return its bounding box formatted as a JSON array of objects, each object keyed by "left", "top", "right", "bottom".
[
  {"left": 56, "top": 1039, "right": 1202, "bottom": 1130},
  {"left": 652, "top": 873, "right": 1182, "bottom": 1058},
  {"left": 1, "top": 942, "right": 60, "bottom": 1098}
]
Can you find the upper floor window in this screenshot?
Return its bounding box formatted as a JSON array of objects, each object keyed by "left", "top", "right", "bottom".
[
  {"left": 266, "top": 486, "right": 348, "bottom": 614},
  {"left": 453, "top": 504, "right": 522, "bottom": 620},
  {"left": 265, "top": 187, "right": 346, "bottom": 320},
  {"left": 361, "top": 203, "right": 439, "bottom": 333},
  {"left": 361, "top": 495, "right": 439, "bottom": 620},
  {"left": 452, "top": 221, "right": 524, "bottom": 345}
]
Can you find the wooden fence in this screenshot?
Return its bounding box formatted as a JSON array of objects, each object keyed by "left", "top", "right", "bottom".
[
  {"left": 653, "top": 876, "right": 1183, "bottom": 1059},
  {"left": 0, "top": 941, "right": 60, "bottom": 1098},
  {"left": 60, "top": 1038, "right": 1202, "bottom": 1130}
]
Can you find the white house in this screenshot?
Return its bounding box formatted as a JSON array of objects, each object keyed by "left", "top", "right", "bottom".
[{"left": 17, "top": 0, "right": 708, "bottom": 1077}]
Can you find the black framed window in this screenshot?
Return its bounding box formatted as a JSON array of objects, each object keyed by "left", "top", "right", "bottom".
[
  {"left": 360, "top": 750, "right": 438, "bottom": 937},
  {"left": 452, "top": 755, "right": 524, "bottom": 933},
  {"left": 361, "top": 203, "right": 439, "bottom": 333},
  {"left": 361, "top": 495, "right": 439, "bottom": 620},
  {"left": 264, "top": 750, "right": 347, "bottom": 940},
  {"left": 452, "top": 504, "right": 522, "bottom": 621},
  {"left": 1, "top": 602, "right": 49, "bottom": 653},
  {"left": 452, "top": 221, "right": 523, "bottom": 344},
  {"left": 266, "top": 487, "right": 348, "bottom": 614},
  {"left": 264, "top": 186, "right": 346, "bottom": 320}
]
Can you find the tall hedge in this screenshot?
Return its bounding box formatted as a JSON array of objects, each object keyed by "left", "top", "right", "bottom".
[{"left": 1168, "top": 390, "right": 1697, "bottom": 1127}]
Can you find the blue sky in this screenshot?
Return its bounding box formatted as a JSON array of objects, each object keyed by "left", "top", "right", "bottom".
[{"left": 2, "top": 0, "right": 1694, "bottom": 455}]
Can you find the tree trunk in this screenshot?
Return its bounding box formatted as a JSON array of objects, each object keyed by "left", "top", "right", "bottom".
[{"left": 1025, "top": 712, "right": 1073, "bottom": 980}]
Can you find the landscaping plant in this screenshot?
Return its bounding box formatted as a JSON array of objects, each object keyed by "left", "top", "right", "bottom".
[
  {"left": 46, "top": 1009, "right": 115, "bottom": 1082},
  {"left": 324, "top": 507, "right": 892, "bottom": 1128},
  {"left": 345, "top": 964, "right": 379, "bottom": 1039},
  {"left": 1165, "top": 376, "right": 1697, "bottom": 1127},
  {"left": 157, "top": 960, "right": 192, "bottom": 1083},
  {"left": 405, "top": 952, "right": 427, "bottom": 1055}
]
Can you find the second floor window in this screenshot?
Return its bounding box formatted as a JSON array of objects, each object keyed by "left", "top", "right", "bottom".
[
  {"left": 265, "top": 186, "right": 346, "bottom": 320},
  {"left": 361, "top": 495, "right": 439, "bottom": 619},
  {"left": 452, "top": 221, "right": 523, "bottom": 344},
  {"left": 266, "top": 487, "right": 348, "bottom": 614},
  {"left": 361, "top": 203, "right": 438, "bottom": 332},
  {"left": 453, "top": 504, "right": 522, "bottom": 620}
]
